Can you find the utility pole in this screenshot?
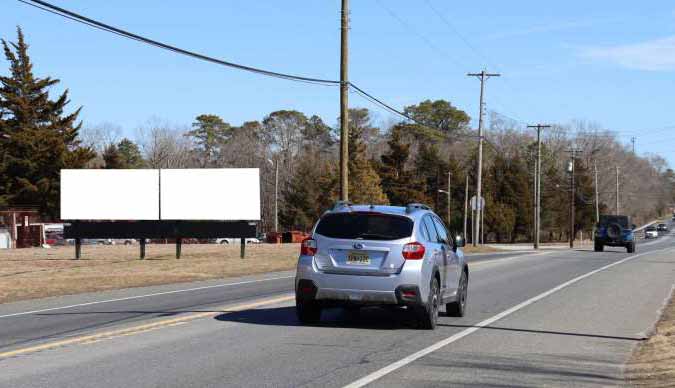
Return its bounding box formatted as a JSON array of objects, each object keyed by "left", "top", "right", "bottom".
[
  {"left": 528, "top": 124, "right": 551, "bottom": 250},
  {"left": 274, "top": 161, "right": 279, "bottom": 232},
  {"left": 339, "top": 0, "right": 349, "bottom": 201},
  {"left": 616, "top": 166, "right": 620, "bottom": 215},
  {"left": 631, "top": 137, "right": 636, "bottom": 154},
  {"left": 566, "top": 148, "right": 580, "bottom": 248},
  {"left": 594, "top": 160, "right": 599, "bottom": 223},
  {"left": 268, "top": 158, "right": 279, "bottom": 233},
  {"left": 467, "top": 70, "right": 500, "bottom": 246},
  {"left": 463, "top": 175, "right": 469, "bottom": 241}
]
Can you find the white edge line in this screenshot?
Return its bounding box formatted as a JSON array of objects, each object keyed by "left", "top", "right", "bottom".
[
  {"left": 0, "top": 275, "right": 294, "bottom": 319},
  {"left": 469, "top": 250, "right": 553, "bottom": 267},
  {"left": 342, "top": 247, "right": 672, "bottom": 388}
]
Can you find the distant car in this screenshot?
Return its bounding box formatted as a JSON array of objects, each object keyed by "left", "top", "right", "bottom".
[
  {"left": 594, "top": 215, "right": 636, "bottom": 252},
  {"left": 295, "top": 202, "right": 468, "bottom": 330},
  {"left": 83, "top": 238, "right": 114, "bottom": 245},
  {"left": 657, "top": 223, "right": 669, "bottom": 232},
  {"left": 112, "top": 239, "right": 136, "bottom": 245},
  {"left": 645, "top": 226, "right": 659, "bottom": 239},
  {"left": 216, "top": 238, "right": 261, "bottom": 245}
]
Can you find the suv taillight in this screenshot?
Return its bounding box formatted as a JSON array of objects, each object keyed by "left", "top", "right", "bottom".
[
  {"left": 402, "top": 242, "right": 425, "bottom": 260},
  {"left": 300, "top": 238, "right": 317, "bottom": 256}
]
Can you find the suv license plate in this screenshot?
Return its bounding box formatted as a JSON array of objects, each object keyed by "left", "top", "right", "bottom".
[{"left": 347, "top": 252, "right": 370, "bottom": 265}]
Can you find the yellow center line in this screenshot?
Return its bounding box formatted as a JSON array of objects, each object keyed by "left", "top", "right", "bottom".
[{"left": 0, "top": 294, "right": 294, "bottom": 359}]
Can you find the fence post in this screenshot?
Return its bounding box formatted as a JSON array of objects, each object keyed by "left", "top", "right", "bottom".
[
  {"left": 176, "top": 238, "right": 182, "bottom": 259},
  {"left": 75, "top": 238, "right": 81, "bottom": 260},
  {"left": 140, "top": 238, "right": 146, "bottom": 259}
]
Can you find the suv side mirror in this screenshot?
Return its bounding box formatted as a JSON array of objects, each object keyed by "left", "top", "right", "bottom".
[
  {"left": 453, "top": 235, "right": 465, "bottom": 251},
  {"left": 631, "top": 224, "right": 636, "bottom": 230}
]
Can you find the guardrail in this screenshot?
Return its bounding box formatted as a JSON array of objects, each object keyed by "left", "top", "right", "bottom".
[{"left": 633, "top": 220, "right": 659, "bottom": 240}]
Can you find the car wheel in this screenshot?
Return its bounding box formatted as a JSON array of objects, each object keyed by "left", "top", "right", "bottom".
[
  {"left": 417, "top": 277, "right": 440, "bottom": 330},
  {"left": 220, "top": 240, "right": 229, "bottom": 245},
  {"left": 594, "top": 242, "right": 604, "bottom": 252},
  {"left": 446, "top": 270, "right": 468, "bottom": 317},
  {"left": 124, "top": 241, "right": 132, "bottom": 246},
  {"left": 296, "top": 298, "right": 321, "bottom": 324},
  {"left": 627, "top": 242, "right": 635, "bottom": 253}
]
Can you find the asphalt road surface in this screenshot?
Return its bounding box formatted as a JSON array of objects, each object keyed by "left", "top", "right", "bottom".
[{"left": 1, "top": 226, "right": 674, "bottom": 387}]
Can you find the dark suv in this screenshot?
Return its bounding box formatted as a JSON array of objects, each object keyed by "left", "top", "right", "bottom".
[{"left": 594, "top": 215, "right": 636, "bottom": 253}]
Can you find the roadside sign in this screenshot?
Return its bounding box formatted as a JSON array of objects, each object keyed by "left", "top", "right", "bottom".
[{"left": 470, "top": 196, "right": 485, "bottom": 211}]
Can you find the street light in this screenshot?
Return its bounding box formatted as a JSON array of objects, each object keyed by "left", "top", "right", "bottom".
[
  {"left": 267, "top": 158, "right": 279, "bottom": 234},
  {"left": 438, "top": 189, "right": 450, "bottom": 227}
]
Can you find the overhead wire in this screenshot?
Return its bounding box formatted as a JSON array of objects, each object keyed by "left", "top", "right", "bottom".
[
  {"left": 422, "top": 0, "right": 540, "bottom": 125},
  {"left": 18, "top": 0, "right": 341, "bottom": 86},
  {"left": 373, "top": 0, "right": 469, "bottom": 71}
]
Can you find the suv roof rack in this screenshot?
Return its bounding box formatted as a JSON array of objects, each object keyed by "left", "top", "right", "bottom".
[
  {"left": 405, "top": 203, "right": 431, "bottom": 213},
  {"left": 331, "top": 201, "right": 353, "bottom": 211}
]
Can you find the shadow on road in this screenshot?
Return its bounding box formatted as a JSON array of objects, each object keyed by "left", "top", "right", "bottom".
[
  {"left": 214, "top": 305, "right": 420, "bottom": 330},
  {"left": 437, "top": 323, "right": 646, "bottom": 341}
]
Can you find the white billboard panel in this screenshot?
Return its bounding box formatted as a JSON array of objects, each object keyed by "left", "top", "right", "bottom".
[
  {"left": 160, "top": 168, "right": 260, "bottom": 220},
  {"left": 61, "top": 169, "right": 159, "bottom": 220}
]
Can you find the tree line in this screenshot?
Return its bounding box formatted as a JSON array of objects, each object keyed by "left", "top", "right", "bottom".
[{"left": 2, "top": 28, "right": 673, "bottom": 242}]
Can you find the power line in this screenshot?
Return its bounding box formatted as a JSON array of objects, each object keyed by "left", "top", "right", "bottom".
[
  {"left": 422, "top": 0, "right": 494, "bottom": 70},
  {"left": 374, "top": 0, "right": 469, "bottom": 71},
  {"left": 19, "top": 0, "right": 340, "bottom": 86}
]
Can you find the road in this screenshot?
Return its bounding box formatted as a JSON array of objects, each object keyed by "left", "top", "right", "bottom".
[{"left": 0, "top": 227, "right": 673, "bottom": 387}]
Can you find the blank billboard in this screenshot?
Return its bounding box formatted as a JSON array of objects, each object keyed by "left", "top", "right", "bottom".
[
  {"left": 160, "top": 168, "right": 260, "bottom": 220},
  {"left": 61, "top": 169, "right": 160, "bottom": 220}
]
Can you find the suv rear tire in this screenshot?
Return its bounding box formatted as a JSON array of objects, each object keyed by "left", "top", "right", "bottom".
[
  {"left": 594, "top": 241, "right": 604, "bottom": 252},
  {"left": 296, "top": 299, "right": 322, "bottom": 324},
  {"left": 446, "top": 271, "right": 468, "bottom": 317},
  {"left": 627, "top": 242, "right": 636, "bottom": 253},
  {"left": 417, "top": 277, "right": 439, "bottom": 330}
]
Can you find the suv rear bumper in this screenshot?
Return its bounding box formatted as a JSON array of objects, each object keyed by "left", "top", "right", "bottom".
[
  {"left": 597, "top": 240, "right": 630, "bottom": 246},
  {"left": 296, "top": 255, "right": 428, "bottom": 306}
]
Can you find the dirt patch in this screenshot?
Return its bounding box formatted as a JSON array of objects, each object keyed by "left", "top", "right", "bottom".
[
  {"left": 626, "top": 289, "right": 675, "bottom": 386},
  {"left": 0, "top": 243, "right": 300, "bottom": 304}
]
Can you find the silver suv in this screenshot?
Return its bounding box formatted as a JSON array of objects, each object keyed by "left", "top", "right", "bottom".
[{"left": 295, "top": 202, "right": 468, "bottom": 329}]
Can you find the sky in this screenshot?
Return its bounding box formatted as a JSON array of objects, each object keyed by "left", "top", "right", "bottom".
[{"left": 2, "top": 0, "right": 674, "bottom": 166}]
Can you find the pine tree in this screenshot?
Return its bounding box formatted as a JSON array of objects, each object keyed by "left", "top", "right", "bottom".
[
  {"left": 413, "top": 142, "right": 448, "bottom": 211},
  {"left": 102, "top": 143, "right": 124, "bottom": 169},
  {"left": 186, "top": 114, "right": 231, "bottom": 167},
  {"left": 117, "top": 138, "right": 144, "bottom": 168},
  {"left": 0, "top": 27, "right": 94, "bottom": 218},
  {"left": 378, "top": 126, "right": 427, "bottom": 206},
  {"left": 280, "top": 154, "right": 334, "bottom": 231},
  {"left": 347, "top": 109, "right": 388, "bottom": 204}
]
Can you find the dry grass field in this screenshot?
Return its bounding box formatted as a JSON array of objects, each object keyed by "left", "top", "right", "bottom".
[
  {"left": 0, "top": 243, "right": 500, "bottom": 304},
  {"left": 627, "top": 291, "right": 675, "bottom": 386},
  {"left": 0, "top": 243, "right": 300, "bottom": 304}
]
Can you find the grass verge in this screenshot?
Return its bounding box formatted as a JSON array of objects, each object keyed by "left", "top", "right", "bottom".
[
  {"left": 0, "top": 243, "right": 300, "bottom": 304},
  {"left": 626, "top": 289, "right": 675, "bottom": 386}
]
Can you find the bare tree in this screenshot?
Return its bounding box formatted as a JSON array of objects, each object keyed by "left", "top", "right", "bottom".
[{"left": 136, "top": 118, "right": 194, "bottom": 169}]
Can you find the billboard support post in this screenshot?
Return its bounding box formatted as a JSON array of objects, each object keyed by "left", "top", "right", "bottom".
[
  {"left": 140, "top": 238, "right": 146, "bottom": 260},
  {"left": 75, "top": 238, "right": 81, "bottom": 260},
  {"left": 240, "top": 238, "right": 245, "bottom": 259}
]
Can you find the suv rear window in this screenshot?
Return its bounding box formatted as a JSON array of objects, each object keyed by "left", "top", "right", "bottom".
[
  {"left": 599, "top": 215, "right": 629, "bottom": 228},
  {"left": 315, "top": 212, "right": 413, "bottom": 240}
]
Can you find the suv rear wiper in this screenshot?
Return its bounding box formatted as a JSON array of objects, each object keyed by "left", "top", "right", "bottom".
[{"left": 355, "top": 233, "right": 398, "bottom": 240}]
